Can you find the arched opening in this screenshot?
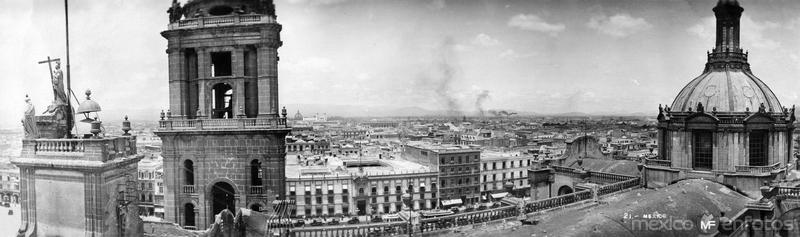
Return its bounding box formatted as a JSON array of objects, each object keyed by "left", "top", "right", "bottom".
[
  {"left": 184, "top": 160, "right": 194, "bottom": 185},
  {"left": 250, "top": 203, "right": 262, "bottom": 212},
  {"left": 749, "top": 130, "right": 768, "bottom": 166},
  {"left": 557, "top": 186, "right": 573, "bottom": 196},
  {"left": 211, "top": 182, "right": 236, "bottom": 217},
  {"left": 184, "top": 203, "right": 196, "bottom": 227},
  {"left": 211, "top": 83, "right": 233, "bottom": 119},
  {"left": 250, "top": 160, "right": 263, "bottom": 186}
]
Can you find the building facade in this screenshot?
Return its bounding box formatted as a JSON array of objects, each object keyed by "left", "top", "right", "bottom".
[
  {"left": 479, "top": 153, "right": 534, "bottom": 197},
  {"left": 403, "top": 143, "right": 481, "bottom": 206},
  {"left": 0, "top": 168, "right": 20, "bottom": 204},
  {"left": 286, "top": 172, "right": 438, "bottom": 218},
  {"left": 155, "top": 0, "right": 291, "bottom": 230},
  {"left": 138, "top": 157, "right": 165, "bottom": 218}
]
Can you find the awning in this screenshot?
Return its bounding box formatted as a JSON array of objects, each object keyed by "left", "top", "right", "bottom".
[
  {"left": 154, "top": 208, "right": 165, "bottom": 213},
  {"left": 490, "top": 192, "right": 509, "bottom": 199},
  {"left": 441, "top": 199, "right": 463, "bottom": 206}
]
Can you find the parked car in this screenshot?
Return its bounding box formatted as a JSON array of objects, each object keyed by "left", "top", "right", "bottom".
[
  {"left": 347, "top": 217, "right": 360, "bottom": 224},
  {"left": 370, "top": 215, "right": 383, "bottom": 223},
  {"left": 310, "top": 219, "right": 324, "bottom": 226},
  {"left": 294, "top": 219, "right": 305, "bottom": 227},
  {"left": 327, "top": 219, "right": 340, "bottom": 225}
]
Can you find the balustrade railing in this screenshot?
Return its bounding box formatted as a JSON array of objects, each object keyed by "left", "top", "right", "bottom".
[
  {"left": 776, "top": 187, "right": 800, "bottom": 199},
  {"left": 250, "top": 186, "right": 264, "bottom": 195},
  {"left": 644, "top": 158, "right": 672, "bottom": 168},
  {"left": 597, "top": 178, "right": 641, "bottom": 196},
  {"left": 525, "top": 189, "right": 592, "bottom": 213},
  {"left": 734, "top": 162, "right": 781, "bottom": 174},
  {"left": 34, "top": 139, "right": 85, "bottom": 153},
  {"left": 158, "top": 117, "right": 288, "bottom": 130},
  {"left": 24, "top": 136, "right": 137, "bottom": 161},
  {"left": 169, "top": 14, "right": 276, "bottom": 29},
  {"left": 183, "top": 185, "right": 195, "bottom": 194}
]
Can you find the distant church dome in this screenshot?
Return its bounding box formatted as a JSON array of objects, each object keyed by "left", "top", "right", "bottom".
[{"left": 669, "top": 0, "right": 782, "bottom": 113}]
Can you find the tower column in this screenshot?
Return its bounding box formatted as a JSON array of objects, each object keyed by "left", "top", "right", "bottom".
[
  {"left": 168, "top": 48, "right": 187, "bottom": 118},
  {"left": 197, "top": 47, "right": 209, "bottom": 118},
  {"left": 257, "top": 45, "right": 279, "bottom": 117}
]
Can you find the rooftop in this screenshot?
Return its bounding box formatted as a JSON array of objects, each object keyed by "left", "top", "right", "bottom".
[
  {"left": 285, "top": 154, "right": 434, "bottom": 179},
  {"left": 405, "top": 142, "right": 480, "bottom": 153}
]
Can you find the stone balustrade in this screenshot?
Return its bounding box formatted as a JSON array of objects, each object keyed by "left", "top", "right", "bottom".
[
  {"left": 182, "top": 185, "right": 195, "bottom": 194},
  {"left": 169, "top": 14, "right": 276, "bottom": 30},
  {"left": 158, "top": 117, "right": 288, "bottom": 131},
  {"left": 21, "top": 136, "right": 137, "bottom": 162},
  {"left": 644, "top": 158, "right": 672, "bottom": 168},
  {"left": 734, "top": 162, "right": 781, "bottom": 175}
]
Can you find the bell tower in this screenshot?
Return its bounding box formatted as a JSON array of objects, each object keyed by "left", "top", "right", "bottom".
[
  {"left": 161, "top": 0, "right": 281, "bottom": 119},
  {"left": 156, "top": 0, "right": 290, "bottom": 230}
]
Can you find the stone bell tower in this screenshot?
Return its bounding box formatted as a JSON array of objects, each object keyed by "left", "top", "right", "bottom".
[{"left": 156, "top": 0, "right": 290, "bottom": 230}]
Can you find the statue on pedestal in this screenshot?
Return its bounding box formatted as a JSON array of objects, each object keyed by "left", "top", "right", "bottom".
[
  {"left": 22, "top": 95, "right": 39, "bottom": 139},
  {"left": 167, "top": 0, "right": 183, "bottom": 23}
]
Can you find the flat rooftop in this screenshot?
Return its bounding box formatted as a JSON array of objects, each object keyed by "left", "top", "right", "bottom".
[
  {"left": 405, "top": 142, "right": 480, "bottom": 153},
  {"left": 285, "top": 154, "right": 434, "bottom": 178}
]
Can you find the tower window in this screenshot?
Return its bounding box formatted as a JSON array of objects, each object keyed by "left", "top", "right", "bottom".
[
  {"left": 749, "top": 131, "right": 768, "bottom": 166},
  {"left": 210, "top": 52, "right": 232, "bottom": 77},
  {"left": 184, "top": 160, "right": 194, "bottom": 185},
  {"left": 693, "top": 131, "right": 713, "bottom": 170},
  {"left": 250, "top": 160, "right": 262, "bottom": 186}
]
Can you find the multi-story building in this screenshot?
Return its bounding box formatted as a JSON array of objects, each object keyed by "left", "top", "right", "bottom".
[
  {"left": 285, "top": 155, "right": 438, "bottom": 217},
  {"left": 403, "top": 142, "right": 481, "bottom": 206},
  {"left": 155, "top": 0, "right": 290, "bottom": 229},
  {"left": 0, "top": 167, "right": 20, "bottom": 204},
  {"left": 286, "top": 135, "right": 330, "bottom": 155},
  {"left": 138, "top": 156, "right": 165, "bottom": 218},
  {"left": 479, "top": 152, "right": 533, "bottom": 197}
]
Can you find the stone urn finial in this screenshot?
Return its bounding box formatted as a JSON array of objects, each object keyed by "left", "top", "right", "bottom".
[
  {"left": 160, "top": 110, "right": 165, "bottom": 120},
  {"left": 122, "top": 115, "right": 131, "bottom": 136}
]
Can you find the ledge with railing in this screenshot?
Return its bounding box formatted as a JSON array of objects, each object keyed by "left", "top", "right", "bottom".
[
  {"left": 596, "top": 177, "right": 641, "bottom": 196},
  {"left": 734, "top": 162, "right": 781, "bottom": 175},
  {"left": 250, "top": 186, "right": 264, "bottom": 195},
  {"left": 644, "top": 158, "right": 672, "bottom": 168},
  {"left": 20, "top": 136, "right": 137, "bottom": 162},
  {"left": 168, "top": 14, "right": 277, "bottom": 30},
  {"left": 182, "top": 185, "right": 195, "bottom": 194},
  {"left": 158, "top": 117, "right": 288, "bottom": 131}
]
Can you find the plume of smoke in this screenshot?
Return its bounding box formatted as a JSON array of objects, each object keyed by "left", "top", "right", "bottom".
[
  {"left": 475, "top": 90, "right": 491, "bottom": 117},
  {"left": 433, "top": 37, "right": 460, "bottom": 116}
]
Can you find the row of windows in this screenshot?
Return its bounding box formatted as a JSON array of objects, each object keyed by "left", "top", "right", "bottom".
[
  {"left": 691, "top": 130, "right": 770, "bottom": 170},
  {"left": 483, "top": 171, "right": 526, "bottom": 182},
  {"left": 482, "top": 159, "right": 532, "bottom": 171},
  {"left": 440, "top": 155, "right": 480, "bottom": 164}
]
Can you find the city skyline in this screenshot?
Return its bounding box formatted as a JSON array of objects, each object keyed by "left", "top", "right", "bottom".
[{"left": 3, "top": 0, "right": 800, "bottom": 129}]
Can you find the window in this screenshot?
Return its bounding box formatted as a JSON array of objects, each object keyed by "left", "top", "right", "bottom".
[
  {"left": 316, "top": 197, "right": 322, "bottom": 204},
  {"left": 749, "top": 131, "right": 768, "bottom": 166},
  {"left": 183, "top": 160, "right": 194, "bottom": 185},
  {"left": 328, "top": 185, "right": 334, "bottom": 195},
  {"left": 483, "top": 163, "right": 487, "bottom": 170},
  {"left": 305, "top": 186, "right": 311, "bottom": 196},
  {"left": 316, "top": 186, "right": 322, "bottom": 195},
  {"left": 250, "top": 160, "right": 262, "bottom": 186},
  {"left": 289, "top": 187, "right": 296, "bottom": 196},
  {"left": 328, "top": 207, "right": 334, "bottom": 215},
  {"left": 342, "top": 185, "right": 349, "bottom": 194},
  {"left": 210, "top": 51, "right": 232, "bottom": 77},
  {"left": 384, "top": 186, "right": 389, "bottom": 194},
  {"left": 328, "top": 196, "right": 334, "bottom": 204},
  {"left": 184, "top": 203, "right": 196, "bottom": 227},
  {"left": 342, "top": 195, "right": 349, "bottom": 203},
  {"left": 343, "top": 206, "right": 349, "bottom": 214},
  {"left": 693, "top": 131, "right": 713, "bottom": 170},
  {"left": 483, "top": 175, "right": 487, "bottom": 182}
]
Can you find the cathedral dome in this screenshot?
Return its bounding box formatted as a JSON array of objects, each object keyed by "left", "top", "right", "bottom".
[{"left": 670, "top": 69, "right": 782, "bottom": 113}]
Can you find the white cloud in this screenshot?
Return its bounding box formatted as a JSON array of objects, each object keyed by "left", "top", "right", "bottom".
[
  {"left": 507, "top": 14, "right": 566, "bottom": 36},
  {"left": 284, "top": 57, "right": 335, "bottom": 73},
  {"left": 498, "top": 49, "right": 535, "bottom": 60},
  {"left": 472, "top": 33, "right": 500, "bottom": 47},
  {"left": 587, "top": 14, "right": 652, "bottom": 38},
  {"left": 688, "top": 15, "right": 780, "bottom": 50}
]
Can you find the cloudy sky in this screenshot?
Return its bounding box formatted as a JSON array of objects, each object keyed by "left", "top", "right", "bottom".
[{"left": 2, "top": 0, "right": 800, "bottom": 128}]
